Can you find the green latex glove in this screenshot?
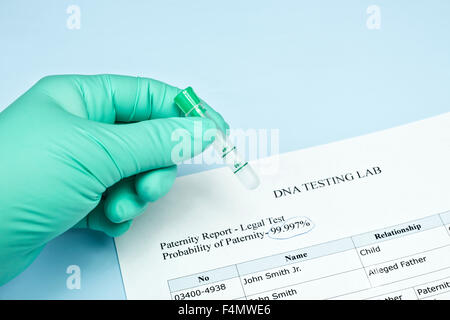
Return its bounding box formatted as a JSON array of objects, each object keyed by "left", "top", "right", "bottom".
[{"left": 0, "top": 74, "right": 228, "bottom": 285}]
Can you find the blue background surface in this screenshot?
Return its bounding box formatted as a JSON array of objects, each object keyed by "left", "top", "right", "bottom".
[{"left": 0, "top": 0, "right": 449, "bottom": 299}]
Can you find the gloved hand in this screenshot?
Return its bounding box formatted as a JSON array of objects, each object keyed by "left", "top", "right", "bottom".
[{"left": 0, "top": 74, "right": 228, "bottom": 285}]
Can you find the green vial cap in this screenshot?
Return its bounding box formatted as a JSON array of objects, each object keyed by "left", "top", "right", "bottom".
[{"left": 174, "top": 87, "right": 203, "bottom": 116}]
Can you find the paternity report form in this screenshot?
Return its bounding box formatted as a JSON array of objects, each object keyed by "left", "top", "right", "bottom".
[{"left": 115, "top": 113, "right": 450, "bottom": 300}]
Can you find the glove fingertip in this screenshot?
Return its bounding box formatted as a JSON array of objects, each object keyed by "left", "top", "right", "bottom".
[
  {"left": 136, "top": 166, "right": 177, "bottom": 202},
  {"left": 106, "top": 220, "right": 133, "bottom": 237}
]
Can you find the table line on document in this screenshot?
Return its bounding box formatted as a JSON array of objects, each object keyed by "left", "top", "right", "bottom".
[
  {"left": 237, "top": 245, "right": 356, "bottom": 280},
  {"left": 328, "top": 265, "right": 450, "bottom": 300},
  {"left": 235, "top": 264, "right": 248, "bottom": 300},
  {"left": 361, "top": 243, "right": 450, "bottom": 269},
  {"left": 365, "top": 269, "right": 450, "bottom": 300},
  {"left": 415, "top": 287, "right": 450, "bottom": 300},
  {"left": 412, "top": 287, "right": 420, "bottom": 300},
  {"left": 242, "top": 266, "right": 367, "bottom": 300},
  {"left": 438, "top": 214, "right": 450, "bottom": 237},
  {"left": 350, "top": 216, "right": 448, "bottom": 249},
  {"left": 350, "top": 260, "right": 450, "bottom": 297},
  {"left": 241, "top": 241, "right": 450, "bottom": 300},
  {"left": 167, "top": 237, "right": 351, "bottom": 283},
  {"left": 169, "top": 247, "right": 362, "bottom": 294},
  {"left": 167, "top": 279, "right": 174, "bottom": 300},
  {"left": 350, "top": 236, "right": 372, "bottom": 287},
  {"left": 169, "top": 274, "right": 238, "bottom": 293}
]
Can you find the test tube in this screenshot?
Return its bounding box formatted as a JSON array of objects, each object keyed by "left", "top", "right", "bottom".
[{"left": 174, "top": 87, "right": 260, "bottom": 190}]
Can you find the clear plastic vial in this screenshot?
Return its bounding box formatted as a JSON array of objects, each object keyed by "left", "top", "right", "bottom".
[{"left": 174, "top": 87, "right": 260, "bottom": 190}]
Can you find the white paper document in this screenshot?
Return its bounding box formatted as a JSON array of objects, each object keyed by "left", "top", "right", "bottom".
[{"left": 115, "top": 113, "right": 450, "bottom": 300}]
